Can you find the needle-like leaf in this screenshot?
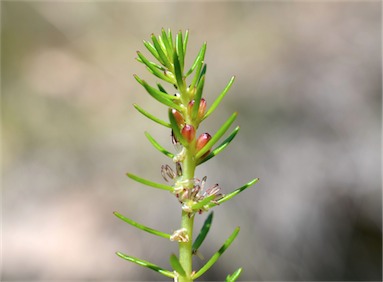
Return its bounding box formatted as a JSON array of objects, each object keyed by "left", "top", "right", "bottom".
[
  {"left": 183, "top": 29, "right": 189, "bottom": 55},
  {"left": 173, "top": 50, "right": 185, "bottom": 92},
  {"left": 134, "top": 75, "right": 183, "bottom": 112},
  {"left": 133, "top": 104, "right": 171, "bottom": 128},
  {"left": 176, "top": 31, "right": 185, "bottom": 71},
  {"left": 144, "top": 131, "right": 174, "bottom": 158},
  {"left": 193, "top": 227, "right": 240, "bottom": 279},
  {"left": 116, "top": 252, "right": 175, "bottom": 278},
  {"left": 196, "top": 112, "right": 238, "bottom": 159},
  {"left": 151, "top": 33, "right": 171, "bottom": 69},
  {"left": 161, "top": 28, "right": 173, "bottom": 59},
  {"left": 197, "top": 126, "right": 240, "bottom": 165},
  {"left": 143, "top": 40, "right": 162, "bottom": 63},
  {"left": 203, "top": 76, "right": 235, "bottom": 120},
  {"left": 114, "top": 211, "right": 171, "bottom": 239},
  {"left": 136, "top": 51, "right": 174, "bottom": 83},
  {"left": 127, "top": 173, "right": 174, "bottom": 192},
  {"left": 192, "top": 212, "right": 214, "bottom": 254},
  {"left": 186, "top": 42, "right": 206, "bottom": 77},
  {"left": 226, "top": 268, "right": 243, "bottom": 282},
  {"left": 169, "top": 254, "right": 186, "bottom": 277},
  {"left": 208, "top": 178, "right": 259, "bottom": 208}
]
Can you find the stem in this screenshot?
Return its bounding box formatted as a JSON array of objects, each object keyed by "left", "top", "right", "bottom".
[{"left": 179, "top": 139, "right": 196, "bottom": 281}]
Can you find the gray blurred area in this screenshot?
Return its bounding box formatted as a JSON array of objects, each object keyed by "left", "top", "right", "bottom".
[{"left": 2, "top": 2, "right": 381, "bottom": 281}]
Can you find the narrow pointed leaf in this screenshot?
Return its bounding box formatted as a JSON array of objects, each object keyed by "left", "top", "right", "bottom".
[
  {"left": 226, "top": 268, "right": 243, "bottom": 282},
  {"left": 173, "top": 50, "right": 185, "bottom": 91},
  {"left": 134, "top": 75, "right": 182, "bottom": 111},
  {"left": 183, "top": 29, "right": 189, "bottom": 55},
  {"left": 114, "top": 211, "right": 171, "bottom": 239},
  {"left": 157, "top": 83, "right": 168, "bottom": 94},
  {"left": 133, "top": 104, "right": 171, "bottom": 128},
  {"left": 186, "top": 42, "right": 206, "bottom": 77},
  {"left": 193, "top": 227, "right": 240, "bottom": 279},
  {"left": 204, "top": 76, "right": 235, "bottom": 120},
  {"left": 208, "top": 178, "right": 259, "bottom": 208},
  {"left": 196, "top": 112, "right": 238, "bottom": 159},
  {"left": 161, "top": 28, "right": 173, "bottom": 58},
  {"left": 136, "top": 51, "right": 173, "bottom": 83},
  {"left": 190, "top": 61, "right": 204, "bottom": 90},
  {"left": 145, "top": 131, "right": 174, "bottom": 158},
  {"left": 116, "top": 252, "right": 174, "bottom": 278},
  {"left": 127, "top": 172, "right": 174, "bottom": 192},
  {"left": 169, "top": 254, "right": 186, "bottom": 277},
  {"left": 192, "top": 212, "right": 214, "bottom": 253},
  {"left": 191, "top": 194, "right": 216, "bottom": 211},
  {"left": 167, "top": 28, "right": 174, "bottom": 50},
  {"left": 176, "top": 31, "right": 184, "bottom": 71},
  {"left": 197, "top": 126, "right": 240, "bottom": 165},
  {"left": 168, "top": 108, "right": 187, "bottom": 147},
  {"left": 143, "top": 40, "right": 162, "bottom": 63},
  {"left": 198, "top": 64, "right": 207, "bottom": 84},
  {"left": 151, "top": 34, "right": 171, "bottom": 69},
  {"left": 192, "top": 75, "right": 205, "bottom": 121}
]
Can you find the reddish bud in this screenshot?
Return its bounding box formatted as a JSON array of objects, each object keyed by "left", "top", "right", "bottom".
[
  {"left": 198, "top": 98, "right": 206, "bottom": 119},
  {"left": 188, "top": 98, "right": 207, "bottom": 120},
  {"left": 172, "top": 109, "right": 184, "bottom": 127},
  {"left": 181, "top": 124, "right": 196, "bottom": 143},
  {"left": 196, "top": 133, "right": 212, "bottom": 152}
]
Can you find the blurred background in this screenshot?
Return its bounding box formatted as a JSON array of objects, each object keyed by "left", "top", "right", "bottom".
[{"left": 2, "top": 2, "right": 381, "bottom": 281}]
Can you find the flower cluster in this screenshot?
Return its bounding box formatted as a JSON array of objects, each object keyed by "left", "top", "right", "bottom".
[{"left": 161, "top": 164, "right": 223, "bottom": 215}]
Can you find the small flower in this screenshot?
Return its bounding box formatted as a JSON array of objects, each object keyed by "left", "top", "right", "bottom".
[
  {"left": 161, "top": 164, "right": 176, "bottom": 182},
  {"left": 170, "top": 228, "right": 189, "bottom": 242},
  {"left": 188, "top": 98, "right": 207, "bottom": 121},
  {"left": 181, "top": 124, "right": 196, "bottom": 143}
]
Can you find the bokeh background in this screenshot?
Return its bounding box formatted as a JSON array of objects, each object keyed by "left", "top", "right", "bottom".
[{"left": 2, "top": 1, "right": 381, "bottom": 281}]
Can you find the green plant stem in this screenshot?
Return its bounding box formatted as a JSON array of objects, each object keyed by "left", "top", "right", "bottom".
[{"left": 179, "top": 143, "right": 196, "bottom": 281}]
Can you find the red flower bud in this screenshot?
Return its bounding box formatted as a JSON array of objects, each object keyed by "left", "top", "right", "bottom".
[
  {"left": 172, "top": 109, "right": 184, "bottom": 127},
  {"left": 188, "top": 98, "right": 207, "bottom": 120},
  {"left": 196, "top": 133, "right": 212, "bottom": 152},
  {"left": 181, "top": 124, "right": 196, "bottom": 143},
  {"left": 198, "top": 98, "right": 206, "bottom": 119}
]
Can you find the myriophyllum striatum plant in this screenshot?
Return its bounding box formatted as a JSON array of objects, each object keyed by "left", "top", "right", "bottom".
[{"left": 114, "top": 29, "right": 259, "bottom": 282}]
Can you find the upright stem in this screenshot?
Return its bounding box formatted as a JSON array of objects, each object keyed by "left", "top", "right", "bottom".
[{"left": 179, "top": 144, "right": 196, "bottom": 282}]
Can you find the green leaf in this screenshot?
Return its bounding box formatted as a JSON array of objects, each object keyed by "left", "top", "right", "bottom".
[
  {"left": 127, "top": 172, "right": 174, "bottom": 192},
  {"left": 203, "top": 76, "right": 235, "bottom": 120},
  {"left": 197, "top": 126, "right": 240, "bottom": 165},
  {"left": 116, "top": 252, "right": 174, "bottom": 278},
  {"left": 193, "top": 227, "right": 240, "bottom": 279},
  {"left": 176, "top": 31, "right": 185, "bottom": 71},
  {"left": 167, "top": 28, "right": 174, "bottom": 50},
  {"left": 134, "top": 75, "right": 182, "bottom": 112},
  {"left": 143, "top": 40, "right": 162, "bottom": 63},
  {"left": 144, "top": 132, "right": 174, "bottom": 158},
  {"left": 208, "top": 178, "right": 259, "bottom": 208},
  {"left": 173, "top": 49, "right": 185, "bottom": 92},
  {"left": 192, "top": 212, "right": 214, "bottom": 254},
  {"left": 168, "top": 108, "right": 187, "bottom": 147},
  {"left": 226, "top": 268, "right": 243, "bottom": 282},
  {"left": 161, "top": 28, "right": 173, "bottom": 59},
  {"left": 192, "top": 74, "right": 205, "bottom": 121},
  {"left": 114, "top": 211, "right": 171, "bottom": 239},
  {"left": 191, "top": 194, "right": 216, "bottom": 211},
  {"left": 183, "top": 29, "right": 189, "bottom": 55},
  {"left": 157, "top": 83, "right": 168, "bottom": 94},
  {"left": 136, "top": 51, "right": 174, "bottom": 83},
  {"left": 133, "top": 104, "right": 171, "bottom": 128},
  {"left": 169, "top": 254, "right": 186, "bottom": 277},
  {"left": 151, "top": 33, "right": 171, "bottom": 69},
  {"left": 196, "top": 112, "right": 238, "bottom": 159},
  {"left": 186, "top": 42, "right": 206, "bottom": 77}
]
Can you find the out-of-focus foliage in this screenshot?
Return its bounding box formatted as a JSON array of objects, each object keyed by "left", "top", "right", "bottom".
[{"left": 2, "top": 2, "right": 381, "bottom": 281}]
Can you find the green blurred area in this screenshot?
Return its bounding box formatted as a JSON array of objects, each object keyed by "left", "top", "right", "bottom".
[{"left": 2, "top": 2, "right": 381, "bottom": 281}]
